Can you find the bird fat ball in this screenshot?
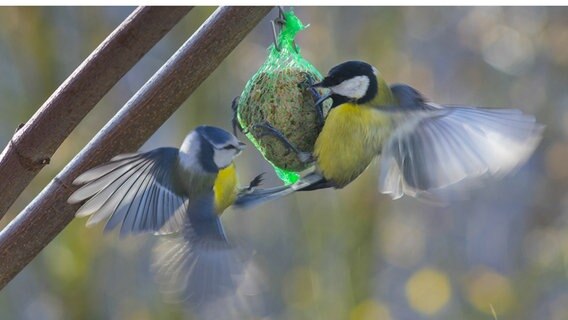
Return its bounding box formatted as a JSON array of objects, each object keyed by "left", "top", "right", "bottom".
[{"left": 238, "top": 68, "right": 330, "bottom": 172}]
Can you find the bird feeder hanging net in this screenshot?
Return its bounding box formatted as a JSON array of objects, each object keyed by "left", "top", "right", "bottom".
[{"left": 236, "top": 10, "right": 330, "bottom": 184}]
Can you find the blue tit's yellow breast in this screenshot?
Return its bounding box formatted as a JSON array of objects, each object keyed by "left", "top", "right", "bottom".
[
  {"left": 314, "top": 103, "right": 392, "bottom": 187},
  {"left": 213, "top": 163, "right": 238, "bottom": 214}
]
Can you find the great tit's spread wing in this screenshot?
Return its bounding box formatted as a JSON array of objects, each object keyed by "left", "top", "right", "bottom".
[
  {"left": 68, "top": 147, "right": 187, "bottom": 236},
  {"left": 379, "top": 102, "right": 543, "bottom": 200}
]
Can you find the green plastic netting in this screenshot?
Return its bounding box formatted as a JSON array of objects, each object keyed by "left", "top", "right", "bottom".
[{"left": 236, "top": 10, "right": 330, "bottom": 184}]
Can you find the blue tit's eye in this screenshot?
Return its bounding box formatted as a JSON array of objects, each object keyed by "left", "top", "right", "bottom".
[{"left": 222, "top": 145, "right": 236, "bottom": 150}]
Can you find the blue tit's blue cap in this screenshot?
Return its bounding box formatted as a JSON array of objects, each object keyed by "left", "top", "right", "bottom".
[{"left": 196, "top": 125, "right": 237, "bottom": 147}]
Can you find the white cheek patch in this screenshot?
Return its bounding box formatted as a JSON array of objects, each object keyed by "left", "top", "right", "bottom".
[
  {"left": 331, "top": 76, "right": 370, "bottom": 99},
  {"left": 213, "top": 149, "right": 237, "bottom": 169},
  {"left": 179, "top": 132, "right": 240, "bottom": 171},
  {"left": 178, "top": 132, "right": 203, "bottom": 172}
]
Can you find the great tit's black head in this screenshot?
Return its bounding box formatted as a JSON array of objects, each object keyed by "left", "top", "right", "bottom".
[
  {"left": 313, "top": 61, "right": 379, "bottom": 105},
  {"left": 181, "top": 126, "right": 245, "bottom": 172}
]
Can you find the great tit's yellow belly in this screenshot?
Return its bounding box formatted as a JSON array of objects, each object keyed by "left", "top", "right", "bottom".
[
  {"left": 213, "top": 163, "right": 238, "bottom": 214},
  {"left": 314, "top": 103, "right": 392, "bottom": 187}
]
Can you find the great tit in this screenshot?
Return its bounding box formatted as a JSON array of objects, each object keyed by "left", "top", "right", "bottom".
[
  {"left": 235, "top": 60, "right": 543, "bottom": 206},
  {"left": 68, "top": 125, "right": 262, "bottom": 306}
]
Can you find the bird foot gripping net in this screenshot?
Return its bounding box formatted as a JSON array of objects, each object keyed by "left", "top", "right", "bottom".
[{"left": 235, "top": 9, "right": 330, "bottom": 184}]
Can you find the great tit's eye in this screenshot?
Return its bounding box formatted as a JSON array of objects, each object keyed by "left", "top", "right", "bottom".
[{"left": 332, "top": 76, "right": 345, "bottom": 85}]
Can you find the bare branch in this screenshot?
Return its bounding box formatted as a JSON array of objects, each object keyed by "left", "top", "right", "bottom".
[
  {"left": 0, "top": 6, "right": 193, "bottom": 220},
  {"left": 0, "top": 6, "right": 272, "bottom": 290}
]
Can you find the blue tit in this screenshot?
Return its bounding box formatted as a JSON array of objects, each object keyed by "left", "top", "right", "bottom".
[
  {"left": 235, "top": 60, "right": 543, "bottom": 206},
  {"left": 68, "top": 125, "right": 261, "bottom": 306}
]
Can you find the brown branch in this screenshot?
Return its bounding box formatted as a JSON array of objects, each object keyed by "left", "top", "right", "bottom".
[
  {"left": 0, "top": 6, "right": 193, "bottom": 221},
  {"left": 0, "top": 6, "right": 272, "bottom": 290}
]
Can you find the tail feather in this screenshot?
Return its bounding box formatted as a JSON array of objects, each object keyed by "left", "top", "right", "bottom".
[
  {"left": 152, "top": 194, "right": 262, "bottom": 313},
  {"left": 152, "top": 228, "right": 267, "bottom": 319},
  {"left": 152, "top": 228, "right": 245, "bottom": 305}
]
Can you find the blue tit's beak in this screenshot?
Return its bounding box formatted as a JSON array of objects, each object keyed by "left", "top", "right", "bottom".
[{"left": 235, "top": 141, "right": 247, "bottom": 156}]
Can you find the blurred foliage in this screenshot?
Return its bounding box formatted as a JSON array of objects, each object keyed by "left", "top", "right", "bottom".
[{"left": 0, "top": 6, "right": 567, "bottom": 320}]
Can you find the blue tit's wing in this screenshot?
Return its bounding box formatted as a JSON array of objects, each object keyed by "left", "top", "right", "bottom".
[
  {"left": 152, "top": 193, "right": 255, "bottom": 309},
  {"left": 379, "top": 103, "right": 543, "bottom": 199},
  {"left": 68, "top": 147, "right": 188, "bottom": 236}
]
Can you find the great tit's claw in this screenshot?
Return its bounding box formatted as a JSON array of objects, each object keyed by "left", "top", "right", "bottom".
[
  {"left": 251, "top": 122, "right": 311, "bottom": 163},
  {"left": 312, "top": 90, "right": 325, "bottom": 125},
  {"left": 299, "top": 74, "right": 325, "bottom": 126}
]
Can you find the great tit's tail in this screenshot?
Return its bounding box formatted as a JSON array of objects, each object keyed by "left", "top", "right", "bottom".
[
  {"left": 234, "top": 173, "right": 326, "bottom": 209},
  {"left": 379, "top": 104, "right": 544, "bottom": 200}
]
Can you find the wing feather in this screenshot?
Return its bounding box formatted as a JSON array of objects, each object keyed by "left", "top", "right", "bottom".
[
  {"left": 86, "top": 160, "right": 153, "bottom": 227},
  {"left": 68, "top": 147, "right": 188, "bottom": 235},
  {"left": 379, "top": 104, "right": 543, "bottom": 199}
]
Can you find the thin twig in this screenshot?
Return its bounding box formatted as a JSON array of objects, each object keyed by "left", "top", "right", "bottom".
[
  {"left": 0, "top": 5, "right": 272, "bottom": 291},
  {"left": 0, "top": 6, "right": 193, "bottom": 221}
]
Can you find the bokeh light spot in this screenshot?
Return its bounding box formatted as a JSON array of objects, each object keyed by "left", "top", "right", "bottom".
[
  {"left": 350, "top": 299, "right": 392, "bottom": 320},
  {"left": 465, "top": 267, "right": 515, "bottom": 316},
  {"left": 380, "top": 215, "right": 425, "bottom": 268},
  {"left": 405, "top": 267, "right": 451, "bottom": 315},
  {"left": 482, "top": 25, "right": 535, "bottom": 75}
]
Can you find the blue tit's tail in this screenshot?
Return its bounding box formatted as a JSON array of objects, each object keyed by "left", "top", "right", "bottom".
[
  {"left": 152, "top": 196, "right": 263, "bottom": 314},
  {"left": 152, "top": 225, "right": 241, "bottom": 305},
  {"left": 379, "top": 102, "right": 544, "bottom": 200},
  {"left": 234, "top": 173, "right": 327, "bottom": 209}
]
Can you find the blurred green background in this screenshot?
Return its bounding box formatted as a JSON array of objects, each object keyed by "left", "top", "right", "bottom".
[{"left": 0, "top": 6, "right": 567, "bottom": 320}]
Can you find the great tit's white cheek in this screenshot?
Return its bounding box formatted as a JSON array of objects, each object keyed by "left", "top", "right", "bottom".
[{"left": 331, "top": 76, "right": 370, "bottom": 99}]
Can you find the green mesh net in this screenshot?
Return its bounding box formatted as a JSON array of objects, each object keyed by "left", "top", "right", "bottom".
[{"left": 236, "top": 10, "right": 330, "bottom": 184}]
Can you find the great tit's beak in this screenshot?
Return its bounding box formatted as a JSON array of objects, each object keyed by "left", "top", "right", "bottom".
[
  {"left": 311, "top": 81, "right": 323, "bottom": 88},
  {"left": 314, "top": 91, "right": 332, "bottom": 107},
  {"left": 311, "top": 78, "right": 333, "bottom": 107},
  {"left": 311, "top": 75, "right": 334, "bottom": 88}
]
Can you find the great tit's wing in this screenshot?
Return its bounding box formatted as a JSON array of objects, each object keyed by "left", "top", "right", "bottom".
[
  {"left": 68, "top": 147, "right": 188, "bottom": 236},
  {"left": 153, "top": 194, "right": 262, "bottom": 314},
  {"left": 379, "top": 102, "right": 543, "bottom": 200}
]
